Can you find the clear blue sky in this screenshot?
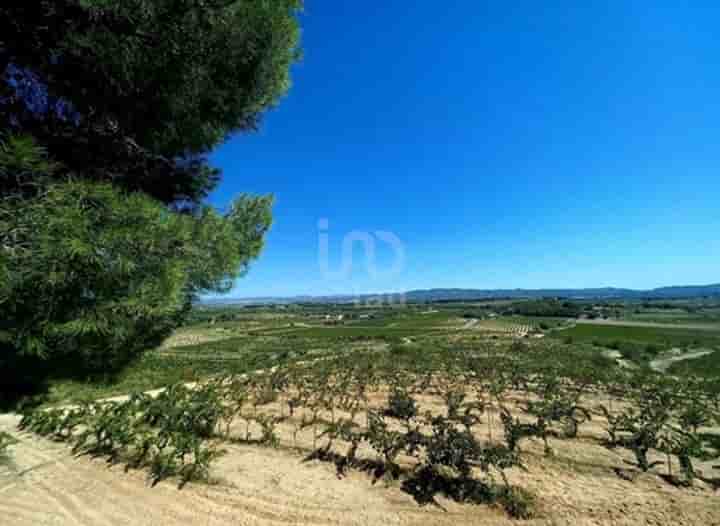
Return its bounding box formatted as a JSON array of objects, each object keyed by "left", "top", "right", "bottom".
[{"left": 208, "top": 1, "right": 720, "bottom": 298}]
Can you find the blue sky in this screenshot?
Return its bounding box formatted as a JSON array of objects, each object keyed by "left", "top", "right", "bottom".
[{"left": 208, "top": 1, "right": 720, "bottom": 298}]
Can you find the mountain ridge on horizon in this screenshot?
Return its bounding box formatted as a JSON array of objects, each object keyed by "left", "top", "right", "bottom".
[{"left": 202, "top": 283, "right": 720, "bottom": 305}]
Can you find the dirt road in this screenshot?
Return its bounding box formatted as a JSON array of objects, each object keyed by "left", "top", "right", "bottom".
[{"left": 461, "top": 318, "right": 479, "bottom": 330}]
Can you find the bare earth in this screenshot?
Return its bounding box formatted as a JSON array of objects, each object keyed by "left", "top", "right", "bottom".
[
  {"left": 2, "top": 393, "right": 719, "bottom": 526},
  {"left": 160, "top": 330, "right": 232, "bottom": 349}
]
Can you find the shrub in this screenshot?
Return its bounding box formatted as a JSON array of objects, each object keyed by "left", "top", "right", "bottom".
[
  {"left": 496, "top": 486, "right": 537, "bottom": 520},
  {"left": 599, "top": 375, "right": 676, "bottom": 472},
  {"left": 500, "top": 411, "right": 543, "bottom": 453},
  {"left": 19, "top": 381, "right": 226, "bottom": 488},
  {"left": 385, "top": 389, "right": 418, "bottom": 421},
  {"left": 0, "top": 431, "right": 16, "bottom": 465},
  {"left": 645, "top": 343, "right": 661, "bottom": 355},
  {"left": 510, "top": 341, "right": 529, "bottom": 353},
  {"left": 424, "top": 416, "right": 482, "bottom": 479},
  {"left": 2, "top": 183, "right": 186, "bottom": 391},
  {"left": 364, "top": 412, "right": 410, "bottom": 478}
]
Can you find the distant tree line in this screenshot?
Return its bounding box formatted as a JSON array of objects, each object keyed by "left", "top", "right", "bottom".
[{"left": 503, "top": 300, "right": 582, "bottom": 318}]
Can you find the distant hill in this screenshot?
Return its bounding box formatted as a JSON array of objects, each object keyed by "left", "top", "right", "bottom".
[{"left": 201, "top": 284, "right": 720, "bottom": 305}]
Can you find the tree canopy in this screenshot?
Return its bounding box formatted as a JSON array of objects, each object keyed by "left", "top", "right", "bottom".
[
  {"left": 0, "top": 1, "right": 301, "bottom": 404},
  {"left": 0, "top": 0, "right": 301, "bottom": 204},
  {"left": 1, "top": 176, "right": 272, "bottom": 394}
]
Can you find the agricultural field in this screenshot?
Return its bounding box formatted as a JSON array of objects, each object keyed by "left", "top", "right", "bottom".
[
  {"left": 30, "top": 303, "right": 720, "bottom": 407},
  {"left": 550, "top": 322, "right": 720, "bottom": 364},
  {"left": 666, "top": 350, "right": 720, "bottom": 377},
  {"left": 551, "top": 323, "right": 720, "bottom": 348},
  {"left": 2, "top": 302, "right": 720, "bottom": 525},
  {"left": 9, "top": 3, "right": 720, "bottom": 525},
  {"left": 472, "top": 317, "right": 568, "bottom": 337},
  {"left": 627, "top": 309, "right": 720, "bottom": 325},
  {"left": 4, "top": 339, "right": 720, "bottom": 525},
  {"left": 623, "top": 301, "right": 720, "bottom": 325},
  {"left": 576, "top": 299, "right": 720, "bottom": 326}
]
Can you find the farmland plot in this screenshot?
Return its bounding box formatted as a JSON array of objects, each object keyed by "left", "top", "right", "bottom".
[{"left": 8, "top": 345, "right": 720, "bottom": 525}]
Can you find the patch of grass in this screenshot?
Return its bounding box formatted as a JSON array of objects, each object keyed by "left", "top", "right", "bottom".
[
  {"left": 0, "top": 431, "right": 17, "bottom": 466},
  {"left": 40, "top": 343, "right": 308, "bottom": 407},
  {"left": 666, "top": 350, "right": 720, "bottom": 377},
  {"left": 551, "top": 323, "right": 720, "bottom": 350},
  {"left": 497, "top": 486, "right": 537, "bottom": 520},
  {"left": 390, "top": 311, "right": 459, "bottom": 328},
  {"left": 31, "top": 329, "right": 384, "bottom": 408}
]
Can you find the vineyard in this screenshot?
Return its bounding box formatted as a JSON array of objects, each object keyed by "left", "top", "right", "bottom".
[
  {"left": 553, "top": 323, "right": 720, "bottom": 349},
  {"left": 18, "top": 344, "right": 720, "bottom": 520},
  {"left": 474, "top": 319, "right": 542, "bottom": 337}
]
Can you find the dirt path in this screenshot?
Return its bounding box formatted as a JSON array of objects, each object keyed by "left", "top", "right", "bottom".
[
  {"left": 461, "top": 318, "right": 479, "bottom": 330},
  {"left": 649, "top": 349, "right": 715, "bottom": 373},
  {"left": 600, "top": 350, "right": 637, "bottom": 370}
]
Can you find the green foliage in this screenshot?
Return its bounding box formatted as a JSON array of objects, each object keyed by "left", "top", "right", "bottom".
[
  {"left": 19, "top": 382, "right": 226, "bottom": 487},
  {"left": 17, "top": 331, "right": 719, "bottom": 510},
  {"left": 667, "top": 350, "right": 720, "bottom": 378},
  {"left": 553, "top": 323, "right": 720, "bottom": 352},
  {"left": 658, "top": 378, "right": 719, "bottom": 485},
  {"left": 504, "top": 299, "right": 581, "bottom": 318},
  {"left": 499, "top": 411, "right": 544, "bottom": 453},
  {"left": 364, "top": 411, "right": 410, "bottom": 477},
  {"left": 385, "top": 389, "right": 418, "bottom": 421},
  {"left": 423, "top": 415, "right": 485, "bottom": 479},
  {"left": 660, "top": 429, "right": 704, "bottom": 485},
  {"left": 496, "top": 486, "right": 537, "bottom": 520},
  {"left": 1, "top": 1, "right": 302, "bottom": 204},
  {"left": 0, "top": 134, "right": 58, "bottom": 197},
  {"left": 598, "top": 373, "right": 719, "bottom": 480},
  {"left": 0, "top": 431, "right": 17, "bottom": 465},
  {"left": 1, "top": 0, "right": 292, "bottom": 400},
  {"left": 3, "top": 182, "right": 188, "bottom": 367},
  {"left": 1, "top": 180, "right": 272, "bottom": 402},
  {"left": 524, "top": 371, "right": 592, "bottom": 441},
  {"left": 289, "top": 326, "right": 444, "bottom": 340}
]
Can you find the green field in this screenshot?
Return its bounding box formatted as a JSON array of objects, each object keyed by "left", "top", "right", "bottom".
[
  {"left": 32, "top": 304, "right": 720, "bottom": 408},
  {"left": 551, "top": 323, "right": 720, "bottom": 348},
  {"left": 288, "top": 326, "right": 447, "bottom": 339},
  {"left": 38, "top": 335, "right": 341, "bottom": 407},
  {"left": 666, "top": 350, "right": 720, "bottom": 377},
  {"left": 625, "top": 305, "right": 720, "bottom": 325}
]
